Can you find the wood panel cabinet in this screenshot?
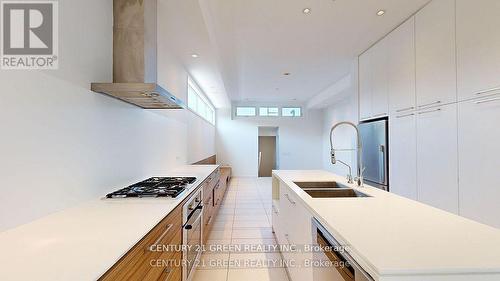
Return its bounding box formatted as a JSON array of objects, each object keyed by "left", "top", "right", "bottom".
[
  {"left": 100, "top": 200, "right": 183, "bottom": 281},
  {"left": 416, "top": 0, "right": 456, "bottom": 108},
  {"left": 416, "top": 103, "right": 459, "bottom": 214},
  {"left": 458, "top": 94, "right": 500, "bottom": 228},
  {"left": 387, "top": 17, "right": 416, "bottom": 114},
  {"left": 456, "top": 0, "right": 500, "bottom": 101},
  {"left": 389, "top": 112, "right": 417, "bottom": 200}
]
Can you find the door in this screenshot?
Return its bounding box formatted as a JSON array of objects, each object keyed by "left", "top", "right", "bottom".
[
  {"left": 359, "top": 119, "right": 388, "bottom": 189},
  {"left": 458, "top": 94, "right": 500, "bottom": 228},
  {"left": 258, "top": 136, "right": 277, "bottom": 177},
  {"left": 359, "top": 51, "right": 372, "bottom": 120},
  {"left": 457, "top": 0, "right": 500, "bottom": 101},
  {"left": 389, "top": 112, "right": 417, "bottom": 200},
  {"left": 387, "top": 17, "right": 416, "bottom": 114},
  {"left": 370, "top": 37, "right": 389, "bottom": 118},
  {"left": 416, "top": 103, "right": 459, "bottom": 214},
  {"left": 416, "top": 0, "right": 456, "bottom": 107}
]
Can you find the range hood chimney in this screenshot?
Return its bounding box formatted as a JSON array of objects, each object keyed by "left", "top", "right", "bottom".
[{"left": 91, "top": 0, "right": 184, "bottom": 109}]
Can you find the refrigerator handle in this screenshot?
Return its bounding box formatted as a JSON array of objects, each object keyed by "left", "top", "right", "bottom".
[{"left": 379, "top": 145, "right": 387, "bottom": 186}]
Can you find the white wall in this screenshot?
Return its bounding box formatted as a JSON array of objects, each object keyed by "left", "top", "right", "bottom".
[
  {"left": 0, "top": 0, "right": 215, "bottom": 232},
  {"left": 321, "top": 60, "right": 360, "bottom": 176},
  {"left": 216, "top": 109, "right": 323, "bottom": 177}
]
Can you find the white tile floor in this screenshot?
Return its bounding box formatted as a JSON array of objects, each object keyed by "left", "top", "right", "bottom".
[{"left": 192, "top": 177, "right": 290, "bottom": 281}]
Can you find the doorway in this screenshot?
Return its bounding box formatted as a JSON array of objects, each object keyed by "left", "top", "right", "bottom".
[{"left": 258, "top": 127, "right": 279, "bottom": 177}]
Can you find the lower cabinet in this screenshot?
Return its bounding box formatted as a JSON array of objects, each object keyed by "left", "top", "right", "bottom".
[
  {"left": 274, "top": 181, "right": 314, "bottom": 281},
  {"left": 458, "top": 95, "right": 500, "bottom": 228},
  {"left": 99, "top": 201, "right": 183, "bottom": 281},
  {"left": 202, "top": 167, "right": 230, "bottom": 243},
  {"left": 389, "top": 112, "right": 418, "bottom": 200},
  {"left": 416, "top": 103, "right": 459, "bottom": 214}
]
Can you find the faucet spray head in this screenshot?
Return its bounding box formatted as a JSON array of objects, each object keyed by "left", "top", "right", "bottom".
[{"left": 330, "top": 149, "right": 336, "bottom": 164}]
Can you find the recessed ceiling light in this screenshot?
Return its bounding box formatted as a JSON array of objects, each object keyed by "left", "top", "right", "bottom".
[
  {"left": 303, "top": 8, "right": 311, "bottom": 14},
  {"left": 191, "top": 53, "right": 199, "bottom": 58},
  {"left": 283, "top": 72, "right": 291, "bottom": 76},
  {"left": 376, "top": 10, "right": 386, "bottom": 16}
]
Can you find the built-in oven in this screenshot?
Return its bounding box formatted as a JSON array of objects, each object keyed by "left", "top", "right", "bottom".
[
  {"left": 182, "top": 188, "right": 203, "bottom": 281},
  {"left": 312, "top": 218, "right": 374, "bottom": 281}
]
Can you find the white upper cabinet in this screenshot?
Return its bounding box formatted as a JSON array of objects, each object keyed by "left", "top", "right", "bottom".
[
  {"left": 359, "top": 50, "right": 373, "bottom": 120},
  {"left": 458, "top": 94, "right": 500, "bottom": 228},
  {"left": 389, "top": 113, "right": 417, "bottom": 200},
  {"left": 359, "top": 37, "right": 389, "bottom": 120},
  {"left": 370, "top": 37, "right": 389, "bottom": 118},
  {"left": 387, "top": 17, "right": 416, "bottom": 114},
  {"left": 457, "top": 0, "right": 500, "bottom": 100},
  {"left": 416, "top": 103, "right": 459, "bottom": 214},
  {"left": 416, "top": 0, "right": 457, "bottom": 107}
]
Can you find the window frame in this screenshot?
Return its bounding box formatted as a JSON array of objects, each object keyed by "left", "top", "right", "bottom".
[
  {"left": 281, "top": 107, "right": 302, "bottom": 117},
  {"left": 187, "top": 78, "right": 215, "bottom": 125},
  {"left": 258, "top": 107, "right": 280, "bottom": 117},
  {"left": 235, "top": 106, "right": 257, "bottom": 117}
]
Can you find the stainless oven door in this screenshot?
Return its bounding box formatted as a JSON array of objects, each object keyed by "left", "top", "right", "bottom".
[
  {"left": 312, "top": 218, "right": 373, "bottom": 281},
  {"left": 183, "top": 205, "right": 203, "bottom": 281}
]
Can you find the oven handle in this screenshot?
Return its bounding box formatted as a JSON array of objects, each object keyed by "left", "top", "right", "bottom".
[{"left": 184, "top": 206, "right": 203, "bottom": 230}]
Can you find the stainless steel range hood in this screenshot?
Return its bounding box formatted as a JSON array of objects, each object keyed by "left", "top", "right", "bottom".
[{"left": 91, "top": 0, "right": 184, "bottom": 109}]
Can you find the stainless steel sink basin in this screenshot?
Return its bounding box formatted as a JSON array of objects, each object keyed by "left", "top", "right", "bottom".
[
  {"left": 293, "top": 181, "right": 349, "bottom": 189},
  {"left": 304, "top": 188, "right": 371, "bottom": 198}
]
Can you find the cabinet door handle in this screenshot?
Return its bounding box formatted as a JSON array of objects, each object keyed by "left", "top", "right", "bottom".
[
  {"left": 372, "top": 113, "right": 387, "bottom": 117},
  {"left": 272, "top": 205, "right": 279, "bottom": 214},
  {"left": 207, "top": 216, "right": 213, "bottom": 225},
  {"left": 163, "top": 266, "right": 174, "bottom": 281},
  {"left": 396, "top": 106, "right": 414, "bottom": 113},
  {"left": 418, "top": 108, "right": 442, "bottom": 115},
  {"left": 148, "top": 223, "right": 174, "bottom": 250},
  {"left": 418, "top": 100, "right": 441, "bottom": 108},
  {"left": 475, "top": 97, "right": 500, "bottom": 104},
  {"left": 396, "top": 113, "right": 415, "bottom": 118},
  {"left": 475, "top": 86, "right": 500, "bottom": 96},
  {"left": 285, "top": 194, "right": 296, "bottom": 205}
]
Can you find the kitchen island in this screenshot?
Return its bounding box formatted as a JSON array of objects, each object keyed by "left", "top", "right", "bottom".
[
  {"left": 0, "top": 165, "right": 219, "bottom": 281},
  {"left": 272, "top": 170, "right": 500, "bottom": 281}
]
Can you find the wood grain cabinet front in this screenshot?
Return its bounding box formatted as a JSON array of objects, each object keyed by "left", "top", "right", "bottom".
[{"left": 99, "top": 200, "right": 183, "bottom": 281}]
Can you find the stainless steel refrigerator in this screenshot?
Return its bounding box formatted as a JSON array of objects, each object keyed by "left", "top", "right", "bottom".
[{"left": 359, "top": 118, "right": 389, "bottom": 191}]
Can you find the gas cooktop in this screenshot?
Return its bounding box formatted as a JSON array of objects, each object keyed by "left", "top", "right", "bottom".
[{"left": 106, "top": 177, "right": 197, "bottom": 198}]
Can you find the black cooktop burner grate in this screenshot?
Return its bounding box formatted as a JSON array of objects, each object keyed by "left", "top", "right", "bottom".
[{"left": 106, "top": 177, "right": 197, "bottom": 198}]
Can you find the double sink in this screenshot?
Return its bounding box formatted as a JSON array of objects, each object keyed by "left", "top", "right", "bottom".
[{"left": 293, "top": 181, "right": 371, "bottom": 198}]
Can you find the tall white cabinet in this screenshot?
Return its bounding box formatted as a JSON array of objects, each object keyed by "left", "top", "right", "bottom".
[
  {"left": 456, "top": 0, "right": 500, "bottom": 101},
  {"left": 416, "top": 103, "right": 458, "bottom": 214},
  {"left": 389, "top": 113, "right": 417, "bottom": 200},
  {"left": 416, "top": 0, "right": 457, "bottom": 107},
  {"left": 359, "top": 0, "right": 500, "bottom": 226},
  {"left": 458, "top": 95, "right": 500, "bottom": 227}
]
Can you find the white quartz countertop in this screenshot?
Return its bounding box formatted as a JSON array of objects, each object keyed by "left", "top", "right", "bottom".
[
  {"left": 272, "top": 170, "right": 500, "bottom": 280},
  {"left": 0, "top": 165, "right": 218, "bottom": 281}
]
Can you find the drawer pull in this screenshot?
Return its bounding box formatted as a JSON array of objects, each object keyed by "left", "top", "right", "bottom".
[
  {"left": 396, "top": 106, "right": 414, "bottom": 113},
  {"left": 396, "top": 113, "right": 414, "bottom": 119},
  {"left": 285, "top": 194, "right": 296, "bottom": 205},
  {"left": 418, "top": 100, "right": 441, "bottom": 108},
  {"left": 475, "top": 86, "right": 500, "bottom": 96},
  {"left": 152, "top": 223, "right": 174, "bottom": 247},
  {"left": 207, "top": 216, "right": 213, "bottom": 225},
  {"left": 163, "top": 267, "right": 174, "bottom": 281},
  {"left": 475, "top": 97, "right": 500, "bottom": 104},
  {"left": 372, "top": 113, "right": 387, "bottom": 117},
  {"left": 418, "top": 108, "right": 441, "bottom": 115}
]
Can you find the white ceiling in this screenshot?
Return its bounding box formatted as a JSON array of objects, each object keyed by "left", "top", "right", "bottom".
[{"left": 160, "top": 0, "right": 430, "bottom": 107}]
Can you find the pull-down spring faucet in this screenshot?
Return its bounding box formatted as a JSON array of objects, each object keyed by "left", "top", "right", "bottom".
[{"left": 329, "top": 121, "right": 364, "bottom": 187}]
